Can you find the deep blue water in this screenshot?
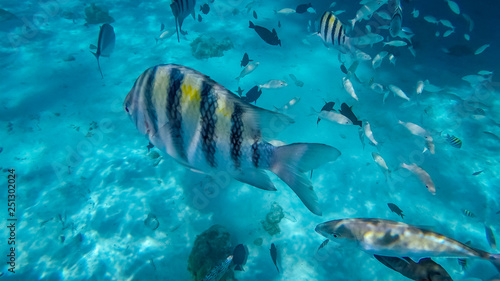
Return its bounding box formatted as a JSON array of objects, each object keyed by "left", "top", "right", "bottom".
[{"left": 1, "top": 0, "right": 500, "bottom": 280}]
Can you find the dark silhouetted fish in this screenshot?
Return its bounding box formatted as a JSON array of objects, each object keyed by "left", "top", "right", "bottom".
[
  {"left": 241, "top": 86, "right": 262, "bottom": 104},
  {"left": 160, "top": 23, "right": 165, "bottom": 31},
  {"left": 233, "top": 244, "right": 248, "bottom": 271},
  {"left": 240, "top": 52, "right": 253, "bottom": 67},
  {"left": 387, "top": 203, "right": 404, "bottom": 219},
  {"left": 296, "top": 3, "right": 312, "bottom": 14},
  {"left": 270, "top": 243, "right": 279, "bottom": 272},
  {"left": 147, "top": 142, "right": 154, "bottom": 152},
  {"left": 198, "top": 14, "right": 202, "bottom": 22},
  {"left": 253, "top": 10, "right": 258, "bottom": 19},
  {"left": 317, "top": 101, "right": 335, "bottom": 125},
  {"left": 316, "top": 239, "right": 329, "bottom": 253},
  {"left": 339, "top": 103, "right": 362, "bottom": 127},
  {"left": 472, "top": 170, "right": 484, "bottom": 176},
  {"left": 340, "top": 64, "right": 348, "bottom": 74},
  {"left": 91, "top": 23, "right": 115, "bottom": 79},
  {"left": 170, "top": 0, "right": 196, "bottom": 42},
  {"left": 236, "top": 87, "right": 244, "bottom": 97},
  {"left": 485, "top": 224, "right": 497, "bottom": 250},
  {"left": 374, "top": 255, "right": 453, "bottom": 281},
  {"left": 249, "top": 21, "right": 281, "bottom": 46},
  {"left": 200, "top": 3, "right": 210, "bottom": 15},
  {"left": 278, "top": 20, "right": 281, "bottom": 28}
]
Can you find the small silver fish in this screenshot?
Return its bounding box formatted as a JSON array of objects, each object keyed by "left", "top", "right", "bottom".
[
  {"left": 259, "top": 79, "right": 287, "bottom": 89},
  {"left": 236, "top": 62, "right": 259, "bottom": 81}
]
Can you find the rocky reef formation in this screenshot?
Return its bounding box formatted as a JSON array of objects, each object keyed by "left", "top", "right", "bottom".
[
  {"left": 85, "top": 3, "right": 114, "bottom": 24},
  {"left": 187, "top": 225, "right": 235, "bottom": 281},
  {"left": 190, "top": 35, "right": 233, "bottom": 60},
  {"left": 261, "top": 202, "right": 284, "bottom": 236}
]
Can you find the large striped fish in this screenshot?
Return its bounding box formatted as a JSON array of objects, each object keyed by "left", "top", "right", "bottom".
[
  {"left": 170, "top": 0, "right": 196, "bottom": 42},
  {"left": 315, "top": 218, "right": 500, "bottom": 271},
  {"left": 124, "top": 64, "right": 341, "bottom": 215},
  {"left": 318, "top": 11, "right": 352, "bottom": 53}
]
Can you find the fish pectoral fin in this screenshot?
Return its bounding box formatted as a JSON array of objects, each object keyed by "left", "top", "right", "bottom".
[{"left": 234, "top": 169, "right": 276, "bottom": 191}]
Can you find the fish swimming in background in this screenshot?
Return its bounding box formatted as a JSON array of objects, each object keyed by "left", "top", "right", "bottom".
[
  {"left": 170, "top": 0, "right": 196, "bottom": 42},
  {"left": 472, "top": 170, "right": 484, "bottom": 176},
  {"left": 389, "top": 85, "right": 410, "bottom": 101},
  {"left": 240, "top": 53, "right": 253, "bottom": 67},
  {"left": 390, "top": 0, "right": 402, "bottom": 37},
  {"left": 318, "top": 11, "right": 352, "bottom": 54},
  {"left": 236, "top": 61, "right": 259, "bottom": 81},
  {"left": 371, "top": 51, "right": 388, "bottom": 69},
  {"left": 90, "top": 23, "right": 115, "bottom": 79},
  {"left": 339, "top": 103, "right": 362, "bottom": 127},
  {"left": 374, "top": 255, "right": 452, "bottom": 281},
  {"left": 401, "top": 163, "right": 436, "bottom": 195},
  {"left": 343, "top": 78, "right": 358, "bottom": 101},
  {"left": 198, "top": 14, "right": 202, "bottom": 22},
  {"left": 200, "top": 3, "right": 210, "bottom": 15},
  {"left": 446, "top": 0, "right": 460, "bottom": 15},
  {"left": 372, "top": 152, "right": 390, "bottom": 178},
  {"left": 240, "top": 86, "right": 261, "bottom": 104},
  {"left": 317, "top": 239, "right": 330, "bottom": 253},
  {"left": 363, "top": 121, "right": 378, "bottom": 146},
  {"left": 235, "top": 87, "right": 244, "bottom": 97},
  {"left": 249, "top": 21, "right": 281, "bottom": 46},
  {"left": 253, "top": 10, "right": 257, "bottom": 19},
  {"left": 317, "top": 101, "right": 335, "bottom": 125},
  {"left": 462, "top": 209, "right": 476, "bottom": 218},
  {"left": 416, "top": 80, "right": 424, "bottom": 94},
  {"left": 275, "top": 97, "right": 300, "bottom": 112},
  {"left": 288, "top": 74, "right": 304, "bottom": 87},
  {"left": 124, "top": 64, "right": 341, "bottom": 215},
  {"left": 387, "top": 203, "right": 404, "bottom": 219},
  {"left": 259, "top": 80, "right": 287, "bottom": 89},
  {"left": 201, "top": 255, "right": 233, "bottom": 281},
  {"left": 296, "top": 3, "right": 312, "bottom": 14},
  {"left": 315, "top": 218, "right": 500, "bottom": 272},
  {"left": 350, "top": 0, "right": 388, "bottom": 27},
  {"left": 319, "top": 111, "right": 353, "bottom": 125},
  {"left": 270, "top": 243, "right": 279, "bottom": 272},
  {"left": 444, "top": 134, "right": 462, "bottom": 148},
  {"left": 485, "top": 224, "right": 497, "bottom": 250},
  {"left": 232, "top": 244, "right": 248, "bottom": 271}
]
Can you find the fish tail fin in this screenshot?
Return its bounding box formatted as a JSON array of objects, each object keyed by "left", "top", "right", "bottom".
[
  {"left": 270, "top": 143, "right": 341, "bottom": 216},
  {"left": 249, "top": 21, "right": 255, "bottom": 29},
  {"left": 175, "top": 19, "right": 180, "bottom": 42},
  {"left": 488, "top": 253, "right": 500, "bottom": 272},
  {"left": 90, "top": 51, "right": 103, "bottom": 79}
]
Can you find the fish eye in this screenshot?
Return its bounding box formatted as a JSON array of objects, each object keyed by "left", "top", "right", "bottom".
[{"left": 333, "top": 233, "right": 341, "bottom": 238}]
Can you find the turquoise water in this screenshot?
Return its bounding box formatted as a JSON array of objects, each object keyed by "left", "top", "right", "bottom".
[{"left": 2, "top": 0, "right": 500, "bottom": 280}]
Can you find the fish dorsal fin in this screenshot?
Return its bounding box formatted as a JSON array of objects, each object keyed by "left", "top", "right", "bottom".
[
  {"left": 243, "top": 105, "right": 294, "bottom": 140},
  {"left": 272, "top": 28, "right": 277, "bottom": 35}
]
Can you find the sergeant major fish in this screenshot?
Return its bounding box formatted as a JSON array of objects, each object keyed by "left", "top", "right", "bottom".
[
  {"left": 124, "top": 64, "right": 341, "bottom": 215},
  {"left": 315, "top": 218, "right": 500, "bottom": 272},
  {"left": 318, "top": 11, "right": 352, "bottom": 54}
]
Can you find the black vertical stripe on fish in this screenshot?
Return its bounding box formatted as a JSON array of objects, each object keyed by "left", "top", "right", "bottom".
[
  {"left": 166, "top": 67, "right": 186, "bottom": 160},
  {"left": 200, "top": 81, "right": 218, "bottom": 168},
  {"left": 330, "top": 17, "right": 337, "bottom": 45},
  {"left": 143, "top": 66, "right": 159, "bottom": 135},
  {"left": 323, "top": 13, "right": 332, "bottom": 41},
  {"left": 230, "top": 104, "right": 244, "bottom": 169},
  {"left": 337, "top": 25, "right": 343, "bottom": 46},
  {"left": 252, "top": 140, "right": 260, "bottom": 168}
]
